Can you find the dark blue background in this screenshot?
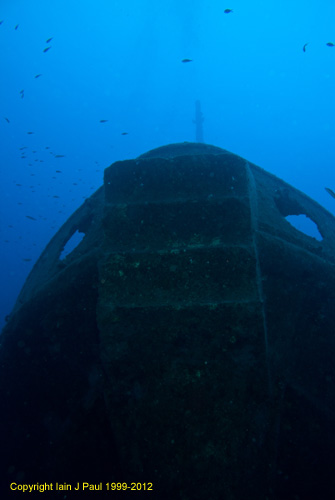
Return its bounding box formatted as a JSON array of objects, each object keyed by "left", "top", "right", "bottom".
[{"left": 1, "top": 0, "right": 335, "bottom": 330}]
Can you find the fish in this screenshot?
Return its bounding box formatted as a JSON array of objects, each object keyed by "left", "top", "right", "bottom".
[
  {"left": 325, "top": 187, "right": 335, "bottom": 199},
  {"left": 4, "top": 117, "right": 10, "bottom": 123},
  {"left": 54, "top": 154, "right": 65, "bottom": 158},
  {"left": 0, "top": 20, "right": 3, "bottom": 25},
  {"left": 27, "top": 131, "right": 34, "bottom": 134},
  {"left": 326, "top": 42, "right": 334, "bottom": 47},
  {"left": 43, "top": 46, "right": 51, "bottom": 53},
  {"left": 181, "top": 58, "right": 192, "bottom": 63},
  {"left": 55, "top": 170, "right": 62, "bottom": 173},
  {"left": 26, "top": 215, "right": 37, "bottom": 221},
  {"left": 20, "top": 89, "right": 24, "bottom": 98},
  {"left": 22, "top": 258, "right": 32, "bottom": 262},
  {"left": 14, "top": 24, "right": 19, "bottom": 30},
  {"left": 46, "top": 37, "right": 53, "bottom": 43},
  {"left": 121, "top": 132, "right": 128, "bottom": 135},
  {"left": 100, "top": 119, "right": 108, "bottom": 123},
  {"left": 34, "top": 74, "right": 42, "bottom": 78},
  {"left": 224, "top": 9, "right": 233, "bottom": 14},
  {"left": 303, "top": 43, "right": 308, "bottom": 52}
]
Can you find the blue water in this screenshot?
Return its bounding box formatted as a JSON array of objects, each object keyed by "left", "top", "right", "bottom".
[{"left": 1, "top": 0, "right": 335, "bottom": 330}]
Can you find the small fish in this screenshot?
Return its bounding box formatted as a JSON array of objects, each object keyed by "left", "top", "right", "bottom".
[
  {"left": 303, "top": 43, "right": 308, "bottom": 52},
  {"left": 121, "top": 132, "right": 128, "bottom": 135},
  {"left": 100, "top": 119, "right": 108, "bottom": 123},
  {"left": 326, "top": 42, "right": 335, "bottom": 47},
  {"left": 182, "top": 58, "right": 192, "bottom": 63},
  {"left": 43, "top": 46, "right": 51, "bottom": 53},
  {"left": 55, "top": 170, "right": 62, "bottom": 173},
  {"left": 0, "top": 20, "right": 3, "bottom": 25},
  {"left": 4, "top": 117, "right": 10, "bottom": 123},
  {"left": 26, "top": 215, "right": 37, "bottom": 221},
  {"left": 46, "top": 37, "right": 53, "bottom": 43},
  {"left": 19, "top": 146, "right": 27, "bottom": 150},
  {"left": 54, "top": 154, "right": 65, "bottom": 158},
  {"left": 224, "top": 9, "right": 233, "bottom": 14},
  {"left": 22, "top": 258, "right": 32, "bottom": 262},
  {"left": 19, "top": 89, "right": 24, "bottom": 98},
  {"left": 325, "top": 187, "right": 335, "bottom": 199},
  {"left": 45, "top": 146, "right": 50, "bottom": 149},
  {"left": 53, "top": 195, "right": 60, "bottom": 198},
  {"left": 27, "top": 131, "right": 34, "bottom": 134},
  {"left": 14, "top": 24, "right": 19, "bottom": 30},
  {"left": 34, "top": 74, "right": 42, "bottom": 78}
]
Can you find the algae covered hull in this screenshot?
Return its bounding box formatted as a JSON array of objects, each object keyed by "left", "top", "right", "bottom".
[{"left": 1, "top": 143, "right": 335, "bottom": 499}]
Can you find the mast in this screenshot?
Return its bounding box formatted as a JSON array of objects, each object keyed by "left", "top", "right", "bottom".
[{"left": 194, "top": 100, "right": 204, "bottom": 143}]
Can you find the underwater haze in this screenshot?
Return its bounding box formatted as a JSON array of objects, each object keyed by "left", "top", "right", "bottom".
[{"left": 1, "top": 0, "right": 335, "bottom": 330}]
